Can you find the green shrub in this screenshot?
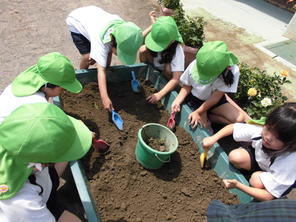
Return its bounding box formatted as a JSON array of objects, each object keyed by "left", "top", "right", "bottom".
[
  {"left": 173, "top": 4, "right": 205, "bottom": 48},
  {"left": 232, "top": 63, "right": 290, "bottom": 119},
  {"left": 158, "top": 0, "right": 180, "bottom": 10}
]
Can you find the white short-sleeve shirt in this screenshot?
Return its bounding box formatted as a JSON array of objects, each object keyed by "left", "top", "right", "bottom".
[
  {"left": 66, "top": 6, "right": 123, "bottom": 67},
  {"left": 180, "top": 60, "right": 240, "bottom": 100},
  {"left": 0, "top": 167, "right": 54, "bottom": 222},
  {"left": 153, "top": 43, "right": 185, "bottom": 72},
  {"left": 233, "top": 123, "right": 296, "bottom": 198},
  {"left": 0, "top": 84, "right": 47, "bottom": 124}
]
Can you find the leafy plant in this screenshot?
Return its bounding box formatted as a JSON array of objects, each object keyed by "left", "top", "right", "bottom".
[
  {"left": 232, "top": 63, "right": 291, "bottom": 119},
  {"left": 157, "top": 0, "right": 205, "bottom": 48},
  {"left": 173, "top": 3, "right": 205, "bottom": 48},
  {"left": 158, "top": 0, "right": 180, "bottom": 10}
]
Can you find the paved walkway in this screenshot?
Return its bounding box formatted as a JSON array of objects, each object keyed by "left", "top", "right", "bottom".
[
  {"left": 181, "top": 0, "right": 296, "bottom": 101},
  {"left": 182, "top": 0, "right": 294, "bottom": 40}
]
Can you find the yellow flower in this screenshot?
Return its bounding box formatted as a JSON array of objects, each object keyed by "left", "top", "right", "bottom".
[
  {"left": 247, "top": 88, "right": 257, "bottom": 97},
  {"left": 280, "top": 70, "right": 289, "bottom": 77}
]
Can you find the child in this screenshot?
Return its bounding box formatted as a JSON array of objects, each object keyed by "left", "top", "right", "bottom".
[
  {"left": 171, "top": 41, "right": 249, "bottom": 128},
  {"left": 140, "top": 14, "right": 185, "bottom": 104},
  {"left": 0, "top": 103, "right": 93, "bottom": 221},
  {"left": 202, "top": 103, "right": 296, "bottom": 201},
  {"left": 66, "top": 6, "right": 144, "bottom": 111},
  {"left": 0, "top": 52, "right": 82, "bottom": 123},
  {"left": 0, "top": 52, "right": 107, "bottom": 175}
]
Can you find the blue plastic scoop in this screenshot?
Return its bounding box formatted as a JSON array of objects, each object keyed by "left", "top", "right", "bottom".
[
  {"left": 111, "top": 110, "right": 123, "bottom": 130},
  {"left": 131, "top": 71, "right": 141, "bottom": 93}
]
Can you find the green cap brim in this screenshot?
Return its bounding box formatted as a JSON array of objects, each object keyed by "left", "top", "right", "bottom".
[
  {"left": 53, "top": 116, "right": 92, "bottom": 162},
  {"left": 12, "top": 64, "right": 83, "bottom": 97},
  {"left": 145, "top": 32, "right": 169, "bottom": 52},
  {"left": 60, "top": 79, "right": 83, "bottom": 94},
  {"left": 12, "top": 65, "right": 47, "bottom": 97},
  {"left": 247, "top": 117, "right": 266, "bottom": 126}
]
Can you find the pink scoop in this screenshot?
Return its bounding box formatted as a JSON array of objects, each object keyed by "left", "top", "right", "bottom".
[{"left": 167, "top": 112, "right": 176, "bottom": 129}]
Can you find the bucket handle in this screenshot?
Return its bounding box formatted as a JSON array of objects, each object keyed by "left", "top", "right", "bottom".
[{"left": 154, "top": 153, "right": 171, "bottom": 163}]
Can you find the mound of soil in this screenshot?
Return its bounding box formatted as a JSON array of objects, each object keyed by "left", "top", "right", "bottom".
[{"left": 62, "top": 80, "right": 239, "bottom": 222}]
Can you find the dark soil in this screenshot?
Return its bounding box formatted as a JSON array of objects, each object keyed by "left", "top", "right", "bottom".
[
  {"left": 263, "top": 0, "right": 295, "bottom": 13},
  {"left": 62, "top": 80, "right": 239, "bottom": 222},
  {"left": 145, "top": 137, "right": 168, "bottom": 152}
]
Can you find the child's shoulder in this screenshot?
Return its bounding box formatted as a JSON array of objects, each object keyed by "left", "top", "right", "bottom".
[{"left": 233, "top": 122, "right": 262, "bottom": 139}]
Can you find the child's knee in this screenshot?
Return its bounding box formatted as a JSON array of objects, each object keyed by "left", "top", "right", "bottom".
[
  {"left": 249, "top": 171, "right": 264, "bottom": 188},
  {"left": 236, "top": 112, "right": 251, "bottom": 123},
  {"left": 228, "top": 149, "right": 247, "bottom": 168}
]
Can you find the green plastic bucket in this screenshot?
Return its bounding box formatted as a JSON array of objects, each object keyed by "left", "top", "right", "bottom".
[{"left": 135, "top": 123, "right": 178, "bottom": 169}]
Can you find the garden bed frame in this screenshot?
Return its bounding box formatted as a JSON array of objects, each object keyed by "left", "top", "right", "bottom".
[{"left": 54, "top": 63, "right": 252, "bottom": 222}]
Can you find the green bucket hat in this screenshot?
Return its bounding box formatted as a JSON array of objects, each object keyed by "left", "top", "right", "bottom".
[
  {"left": 247, "top": 117, "right": 266, "bottom": 125},
  {"left": 0, "top": 103, "right": 92, "bottom": 200},
  {"left": 191, "top": 41, "right": 239, "bottom": 85},
  {"left": 12, "top": 52, "right": 82, "bottom": 97},
  {"left": 112, "top": 22, "right": 143, "bottom": 65},
  {"left": 145, "top": 16, "right": 183, "bottom": 52}
]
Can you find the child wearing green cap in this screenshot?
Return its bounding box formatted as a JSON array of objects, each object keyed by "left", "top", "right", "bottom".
[
  {"left": 66, "top": 6, "right": 144, "bottom": 111},
  {"left": 139, "top": 13, "right": 185, "bottom": 104},
  {"left": 0, "top": 52, "right": 107, "bottom": 184},
  {"left": 0, "top": 103, "right": 92, "bottom": 221},
  {"left": 0, "top": 52, "right": 82, "bottom": 124},
  {"left": 171, "top": 41, "right": 250, "bottom": 129}
]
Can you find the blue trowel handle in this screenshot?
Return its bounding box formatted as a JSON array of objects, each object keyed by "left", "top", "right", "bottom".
[{"left": 131, "top": 71, "right": 136, "bottom": 80}]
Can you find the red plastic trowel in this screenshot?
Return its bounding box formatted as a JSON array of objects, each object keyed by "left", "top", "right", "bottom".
[{"left": 92, "top": 137, "right": 110, "bottom": 153}]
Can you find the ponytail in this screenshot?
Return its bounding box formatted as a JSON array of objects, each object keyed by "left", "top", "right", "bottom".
[{"left": 221, "top": 67, "right": 234, "bottom": 86}]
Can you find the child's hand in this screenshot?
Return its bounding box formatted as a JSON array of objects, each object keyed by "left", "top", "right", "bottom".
[
  {"left": 202, "top": 136, "right": 215, "bottom": 152},
  {"left": 149, "top": 11, "right": 157, "bottom": 24},
  {"left": 223, "top": 179, "right": 239, "bottom": 189},
  {"left": 102, "top": 96, "right": 113, "bottom": 112},
  {"left": 171, "top": 101, "right": 181, "bottom": 113},
  {"left": 188, "top": 110, "right": 203, "bottom": 128},
  {"left": 147, "top": 93, "right": 161, "bottom": 104}
]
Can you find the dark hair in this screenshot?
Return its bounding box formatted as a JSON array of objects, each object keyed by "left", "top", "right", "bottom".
[
  {"left": 28, "top": 175, "right": 43, "bottom": 195},
  {"left": 40, "top": 83, "right": 58, "bottom": 90},
  {"left": 265, "top": 102, "right": 296, "bottom": 156},
  {"left": 149, "top": 41, "right": 179, "bottom": 64},
  {"left": 110, "top": 35, "right": 117, "bottom": 48},
  {"left": 220, "top": 67, "right": 234, "bottom": 86}
]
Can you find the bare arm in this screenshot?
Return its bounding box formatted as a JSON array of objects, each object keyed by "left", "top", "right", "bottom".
[
  {"left": 196, "top": 90, "right": 224, "bottom": 114},
  {"left": 147, "top": 71, "right": 182, "bottom": 103},
  {"left": 158, "top": 71, "right": 181, "bottom": 97},
  {"left": 97, "top": 64, "right": 113, "bottom": 111},
  {"left": 202, "top": 124, "right": 234, "bottom": 151},
  {"left": 142, "top": 11, "right": 157, "bottom": 37},
  {"left": 223, "top": 179, "right": 275, "bottom": 201},
  {"left": 171, "top": 84, "right": 192, "bottom": 112}
]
